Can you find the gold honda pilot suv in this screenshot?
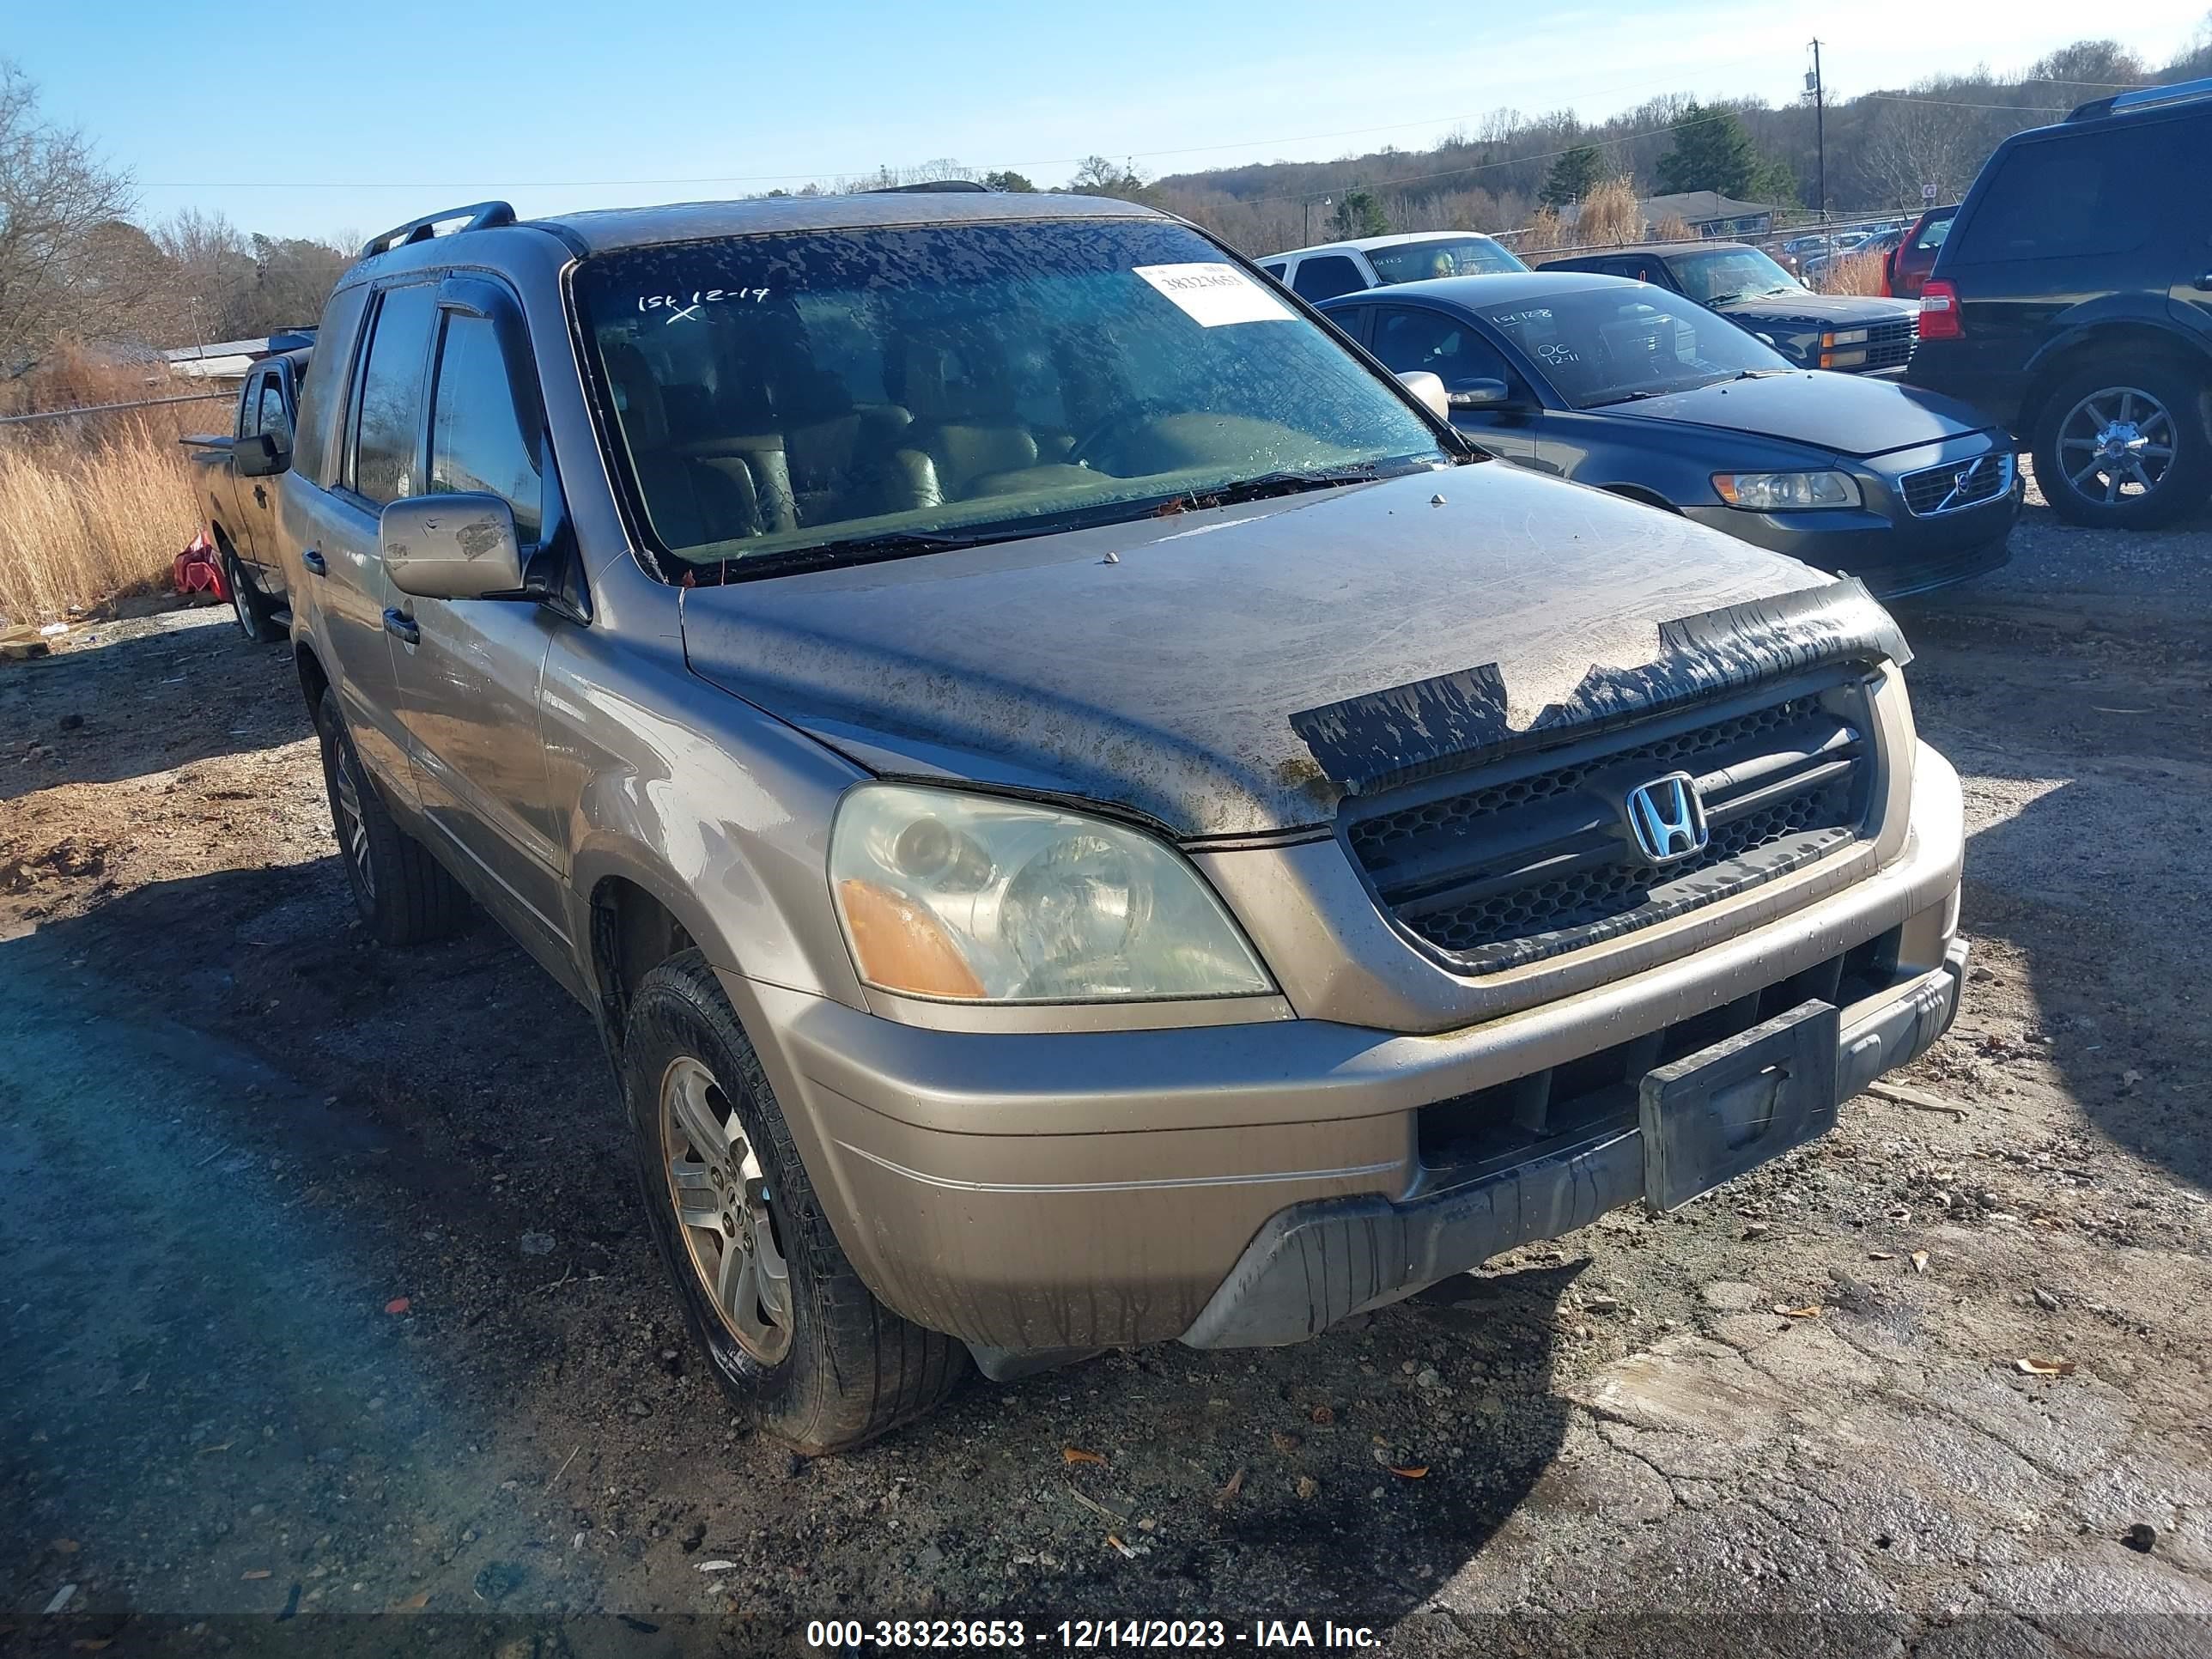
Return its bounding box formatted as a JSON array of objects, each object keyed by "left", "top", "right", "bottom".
[{"left": 270, "top": 190, "right": 1968, "bottom": 1451}]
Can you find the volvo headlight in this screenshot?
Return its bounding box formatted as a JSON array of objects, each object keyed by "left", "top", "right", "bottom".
[
  {"left": 829, "top": 784, "right": 1273, "bottom": 1003},
  {"left": 1712, "top": 470, "right": 1862, "bottom": 510}
]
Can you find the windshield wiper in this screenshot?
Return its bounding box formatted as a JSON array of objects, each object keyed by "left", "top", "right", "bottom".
[
  {"left": 1584, "top": 388, "right": 1674, "bottom": 407},
  {"left": 1171, "top": 462, "right": 1393, "bottom": 508}
]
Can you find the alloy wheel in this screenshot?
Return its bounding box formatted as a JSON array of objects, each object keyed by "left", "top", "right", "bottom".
[
  {"left": 331, "top": 742, "right": 374, "bottom": 902},
  {"left": 2057, "top": 386, "right": 2176, "bottom": 506},
  {"left": 659, "top": 1055, "right": 793, "bottom": 1364}
]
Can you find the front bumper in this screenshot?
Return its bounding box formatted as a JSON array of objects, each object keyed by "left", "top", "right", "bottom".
[
  {"left": 1683, "top": 465, "right": 2018, "bottom": 602},
  {"left": 1182, "top": 936, "right": 1966, "bottom": 1347},
  {"left": 733, "top": 751, "right": 1966, "bottom": 1356}
]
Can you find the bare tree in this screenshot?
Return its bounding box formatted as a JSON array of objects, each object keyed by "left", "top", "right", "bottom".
[
  {"left": 1863, "top": 100, "right": 1983, "bottom": 208},
  {"left": 0, "top": 60, "right": 138, "bottom": 375}
]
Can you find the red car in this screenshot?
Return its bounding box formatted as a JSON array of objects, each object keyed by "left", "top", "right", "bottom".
[{"left": 1887, "top": 204, "right": 1958, "bottom": 298}]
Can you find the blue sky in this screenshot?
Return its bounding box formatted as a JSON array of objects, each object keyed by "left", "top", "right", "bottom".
[{"left": 14, "top": 0, "right": 2208, "bottom": 242}]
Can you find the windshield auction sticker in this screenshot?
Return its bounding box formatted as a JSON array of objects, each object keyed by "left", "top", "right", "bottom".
[{"left": 1133, "top": 263, "right": 1294, "bottom": 327}]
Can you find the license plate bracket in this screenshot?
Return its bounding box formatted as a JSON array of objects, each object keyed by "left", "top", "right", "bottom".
[{"left": 1640, "top": 999, "right": 1841, "bottom": 1212}]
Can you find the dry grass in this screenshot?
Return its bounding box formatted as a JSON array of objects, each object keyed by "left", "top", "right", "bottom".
[
  {"left": 1814, "top": 250, "right": 1890, "bottom": 296},
  {"left": 1650, "top": 214, "right": 1693, "bottom": 243},
  {"left": 0, "top": 417, "right": 202, "bottom": 625},
  {"left": 1573, "top": 177, "right": 1643, "bottom": 247}
]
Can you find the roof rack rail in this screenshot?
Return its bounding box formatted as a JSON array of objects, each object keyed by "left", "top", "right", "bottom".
[
  {"left": 865, "top": 179, "right": 995, "bottom": 194},
  {"left": 360, "top": 201, "right": 517, "bottom": 258},
  {"left": 2067, "top": 76, "right": 2212, "bottom": 122}
]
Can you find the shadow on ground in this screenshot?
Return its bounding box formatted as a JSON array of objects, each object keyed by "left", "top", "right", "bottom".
[{"left": 3, "top": 860, "right": 1583, "bottom": 1646}]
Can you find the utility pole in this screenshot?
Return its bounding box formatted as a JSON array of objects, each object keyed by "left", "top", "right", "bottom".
[
  {"left": 1304, "top": 194, "right": 1332, "bottom": 244},
  {"left": 1807, "top": 39, "right": 1827, "bottom": 224}
]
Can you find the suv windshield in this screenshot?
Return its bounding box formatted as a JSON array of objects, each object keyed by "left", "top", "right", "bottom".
[
  {"left": 1364, "top": 236, "right": 1526, "bottom": 284},
  {"left": 573, "top": 218, "right": 1447, "bottom": 572},
  {"left": 1478, "top": 286, "right": 1791, "bottom": 409},
  {"left": 1668, "top": 246, "right": 1802, "bottom": 306}
]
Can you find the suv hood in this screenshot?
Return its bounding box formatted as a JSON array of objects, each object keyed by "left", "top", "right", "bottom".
[
  {"left": 1599, "top": 371, "right": 1994, "bottom": 459},
  {"left": 1710, "top": 289, "right": 1919, "bottom": 331},
  {"left": 679, "top": 467, "right": 1901, "bottom": 838}
]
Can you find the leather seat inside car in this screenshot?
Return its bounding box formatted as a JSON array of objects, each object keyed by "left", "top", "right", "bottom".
[{"left": 602, "top": 343, "right": 763, "bottom": 549}]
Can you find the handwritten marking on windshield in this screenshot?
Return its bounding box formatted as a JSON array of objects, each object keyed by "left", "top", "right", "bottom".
[{"left": 635, "top": 287, "right": 772, "bottom": 321}]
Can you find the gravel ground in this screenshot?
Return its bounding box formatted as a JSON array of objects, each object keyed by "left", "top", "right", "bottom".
[{"left": 1, "top": 491, "right": 2208, "bottom": 1658}]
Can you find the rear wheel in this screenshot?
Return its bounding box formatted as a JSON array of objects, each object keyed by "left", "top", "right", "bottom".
[
  {"left": 2031, "top": 361, "right": 2212, "bottom": 529},
  {"left": 224, "top": 547, "right": 281, "bottom": 643},
  {"left": 622, "top": 950, "right": 965, "bottom": 1453},
  {"left": 313, "top": 686, "right": 470, "bottom": 945}
]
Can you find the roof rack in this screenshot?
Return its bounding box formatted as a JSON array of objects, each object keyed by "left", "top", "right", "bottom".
[
  {"left": 360, "top": 201, "right": 517, "bottom": 258},
  {"left": 2066, "top": 75, "right": 2212, "bottom": 122},
  {"left": 864, "top": 179, "right": 995, "bottom": 194}
]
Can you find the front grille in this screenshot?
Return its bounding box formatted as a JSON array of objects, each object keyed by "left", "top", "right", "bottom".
[
  {"left": 1864, "top": 315, "right": 1917, "bottom": 370},
  {"left": 1900, "top": 451, "right": 2014, "bottom": 517},
  {"left": 1343, "top": 676, "right": 1874, "bottom": 974}
]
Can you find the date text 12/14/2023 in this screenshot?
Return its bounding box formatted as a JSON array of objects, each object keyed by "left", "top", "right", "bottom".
[{"left": 804, "top": 1620, "right": 1383, "bottom": 1650}]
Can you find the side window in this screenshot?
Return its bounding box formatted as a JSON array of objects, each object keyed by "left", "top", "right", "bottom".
[
  {"left": 1370, "top": 307, "right": 1510, "bottom": 389},
  {"left": 257, "top": 375, "right": 294, "bottom": 448},
  {"left": 1259, "top": 261, "right": 1288, "bottom": 282},
  {"left": 1291, "top": 255, "right": 1365, "bottom": 302},
  {"left": 428, "top": 311, "right": 543, "bottom": 542},
  {"left": 290, "top": 284, "right": 368, "bottom": 489},
  {"left": 1324, "top": 304, "right": 1366, "bottom": 345},
  {"left": 1957, "top": 127, "right": 2170, "bottom": 263},
  {"left": 347, "top": 283, "right": 440, "bottom": 505}
]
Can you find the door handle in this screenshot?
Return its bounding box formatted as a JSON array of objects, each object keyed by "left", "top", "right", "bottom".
[
  {"left": 301, "top": 549, "right": 327, "bottom": 576},
  {"left": 382, "top": 608, "right": 420, "bottom": 646}
]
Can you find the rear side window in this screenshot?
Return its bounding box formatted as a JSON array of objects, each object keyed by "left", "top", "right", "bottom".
[
  {"left": 347, "top": 284, "right": 440, "bottom": 504},
  {"left": 428, "top": 312, "right": 543, "bottom": 542},
  {"left": 1291, "top": 255, "right": 1365, "bottom": 301},
  {"left": 290, "top": 286, "right": 367, "bottom": 489},
  {"left": 1259, "top": 261, "right": 1287, "bottom": 281},
  {"left": 1956, "top": 126, "right": 2173, "bottom": 263},
  {"left": 1912, "top": 214, "right": 1953, "bottom": 252}
]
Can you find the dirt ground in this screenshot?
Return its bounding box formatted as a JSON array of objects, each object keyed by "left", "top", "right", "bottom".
[{"left": 3, "top": 483, "right": 2209, "bottom": 1659}]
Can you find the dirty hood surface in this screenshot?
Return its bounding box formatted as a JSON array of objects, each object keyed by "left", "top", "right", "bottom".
[{"left": 678, "top": 465, "right": 1875, "bottom": 839}]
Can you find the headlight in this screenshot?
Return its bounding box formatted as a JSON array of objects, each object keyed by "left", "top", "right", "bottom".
[
  {"left": 1711, "top": 470, "right": 1862, "bottom": 511},
  {"left": 1822, "top": 328, "right": 1870, "bottom": 347},
  {"left": 829, "top": 783, "right": 1273, "bottom": 1003}
]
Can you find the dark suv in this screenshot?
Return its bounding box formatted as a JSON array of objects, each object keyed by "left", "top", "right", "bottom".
[{"left": 1908, "top": 77, "right": 2212, "bottom": 526}]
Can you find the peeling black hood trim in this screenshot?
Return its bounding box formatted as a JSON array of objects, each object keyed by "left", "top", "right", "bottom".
[{"left": 1288, "top": 578, "right": 1911, "bottom": 800}]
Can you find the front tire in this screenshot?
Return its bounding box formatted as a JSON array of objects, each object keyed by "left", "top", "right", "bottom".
[
  {"left": 622, "top": 950, "right": 965, "bottom": 1453},
  {"left": 225, "top": 547, "right": 282, "bottom": 643},
  {"left": 2031, "top": 360, "right": 2212, "bottom": 529},
  {"left": 313, "top": 686, "right": 470, "bottom": 945}
]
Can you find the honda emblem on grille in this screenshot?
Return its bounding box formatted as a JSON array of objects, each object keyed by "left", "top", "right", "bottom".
[{"left": 1625, "top": 772, "right": 1710, "bottom": 864}]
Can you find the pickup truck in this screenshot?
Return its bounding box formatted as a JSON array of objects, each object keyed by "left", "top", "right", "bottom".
[
  {"left": 277, "top": 193, "right": 1968, "bottom": 1453},
  {"left": 183, "top": 343, "right": 310, "bottom": 642}
]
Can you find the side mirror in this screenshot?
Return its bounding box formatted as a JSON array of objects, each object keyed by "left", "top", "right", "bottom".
[
  {"left": 1447, "top": 378, "right": 1512, "bottom": 410},
  {"left": 381, "top": 493, "right": 524, "bottom": 600},
  {"left": 1395, "top": 370, "right": 1450, "bottom": 422},
  {"left": 234, "top": 431, "right": 289, "bottom": 478}
]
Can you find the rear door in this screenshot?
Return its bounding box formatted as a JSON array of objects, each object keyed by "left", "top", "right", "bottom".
[
  {"left": 1944, "top": 118, "right": 2188, "bottom": 383},
  {"left": 316, "top": 280, "right": 441, "bottom": 800},
  {"left": 1366, "top": 303, "right": 1534, "bottom": 461},
  {"left": 386, "top": 276, "right": 571, "bottom": 963}
]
